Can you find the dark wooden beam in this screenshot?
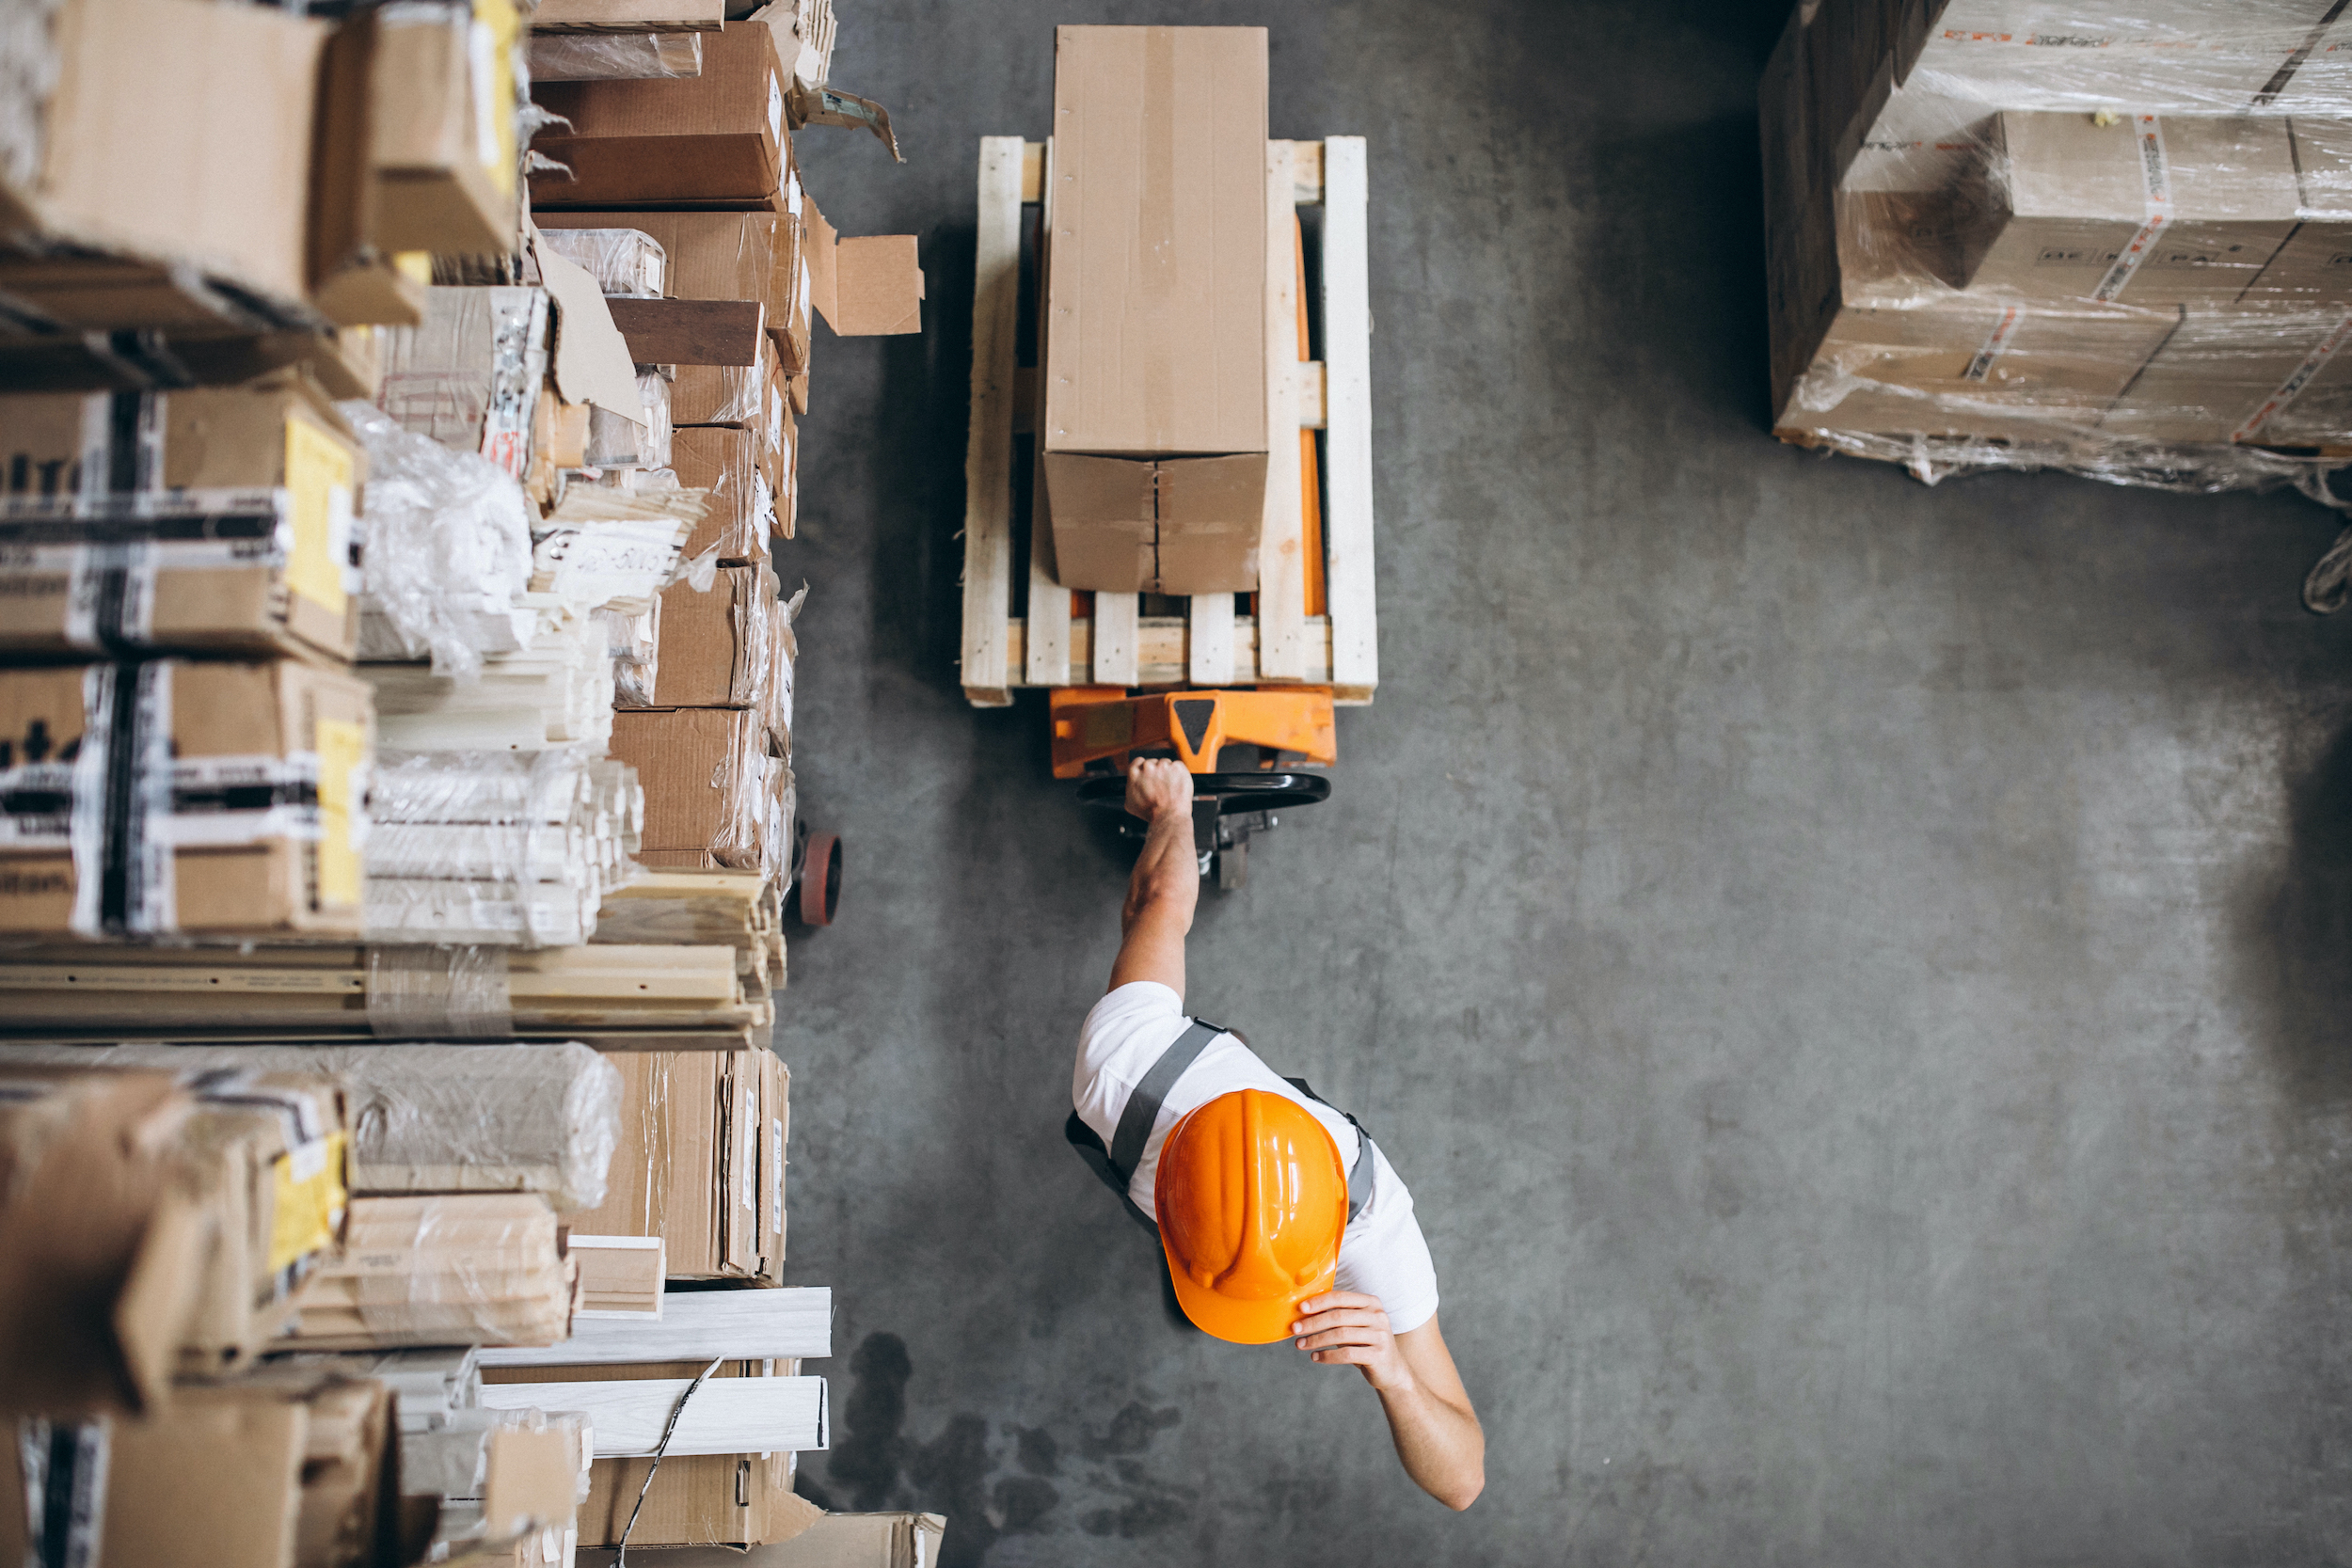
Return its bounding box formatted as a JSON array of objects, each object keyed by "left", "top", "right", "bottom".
[{"left": 606, "top": 297, "right": 766, "bottom": 366}]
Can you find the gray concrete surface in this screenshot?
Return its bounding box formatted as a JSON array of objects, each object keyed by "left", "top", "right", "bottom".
[{"left": 777, "top": 4, "right": 2352, "bottom": 1562}]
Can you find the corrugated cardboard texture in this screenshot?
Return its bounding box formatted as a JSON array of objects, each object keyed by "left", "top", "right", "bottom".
[
  {"left": 559, "top": 1051, "right": 773, "bottom": 1278},
  {"left": 531, "top": 25, "right": 787, "bottom": 209},
  {"left": 2099, "top": 304, "right": 2352, "bottom": 443},
  {"left": 1044, "top": 25, "right": 1267, "bottom": 455},
  {"left": 653, "top": 566, "right": 763, "bottom": 706},
  {"left": 610, "top": 705, "right": 769, "bottom": 866},
  {"left": 370, "top": 8, "right": 515, "bottom": 255},
  {"left": 1973, "top": 113, "right": 2302, "bottom": 305},
  {"left": 24, "top": 0, "right": 325, "bottom": 308},
  {"left": 756, "top": 1513, "right": 950, "bottom": 1567},
  {"left": 671, "top": 426, "right": 769, "bottom": 562},
  {"left": 1042, "top": 451, "right": 1266, "bottom": 594}
]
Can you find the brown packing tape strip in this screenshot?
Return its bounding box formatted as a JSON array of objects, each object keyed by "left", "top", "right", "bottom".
[{"left": 1139, "top": 25, "right": 1178, "bottom": 450}]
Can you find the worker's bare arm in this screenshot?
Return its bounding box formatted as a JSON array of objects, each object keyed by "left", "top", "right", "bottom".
[
  {"left": 1292, "top": 1294, "right": 1485, "bottom": 1510},
  {"left": 1109, "top": 759, "right": 1198, "bottom": 998}
]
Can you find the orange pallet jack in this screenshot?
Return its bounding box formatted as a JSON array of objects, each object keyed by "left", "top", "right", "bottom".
[{"left": 1051, "top": 687, "right": 1337, "bottom": 889}]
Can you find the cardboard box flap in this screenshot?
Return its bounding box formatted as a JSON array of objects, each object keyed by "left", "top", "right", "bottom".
[
  {"left": 829, "top": 236, "right": 923, "bottom": 336},
  {"left": 802, "top": 198, "right": 921, "bottom": 337},
  {"left": 535, "top": 226, "right": 649, "bottom": 426}
]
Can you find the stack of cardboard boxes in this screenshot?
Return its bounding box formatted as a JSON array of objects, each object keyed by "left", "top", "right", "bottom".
[
  {"left": 1763, "top": 0, "right": 2352, "bottom": 483},
  {"left": 2, "top": 0, "right": 941, "bottom": 1562},
  {"left": 530, "top": 20, "right": 921, "bottom": 886}
]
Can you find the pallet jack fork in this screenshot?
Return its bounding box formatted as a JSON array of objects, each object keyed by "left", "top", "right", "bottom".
[{"left": 1054, "top": 687, "right": 1337, "bottom": 889}]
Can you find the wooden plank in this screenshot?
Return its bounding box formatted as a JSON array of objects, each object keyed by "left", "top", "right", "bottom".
[
  {"left": 531, "top": 0, "right": 723, "bottom": 32},
  {"left": 961, "top": 135, "right": 1025, "bottom": 707},
  {"left": 1284, "top": 139, "right": 1325, "bottom": 204},
  {"left": 1295, "top": 361, "right": 1327, "bottom": 429},
  {"left": 604, "top": 298, "right": 765, "bottom": 366},
  {"left": 476, "top": 1376, "right": 828, "bottom": 1458},
  {"left": 1093, "top": 593, "right": 1139, "bottom": 685},
  {"left": 1188, "top": 594, "right": 1235, "bottom": 685},
  {"left": 1256, "top": 140, "right": 1309, "bottom": 683},
  {"left": 1320, "top": 137, "right": 1378, "bottom": 703},
  {"left": 476, "top": 1288, "right": 833, "bottom": 1368},
  {"left": 1021, "top": 139, "right": 1044, "bottom": 202},
  {"left": 1025, "top": 136, "right": 1073, "bottom": 688},
  {"left": 1007, "top": 615, "right": 1334, "bottom": 689}
]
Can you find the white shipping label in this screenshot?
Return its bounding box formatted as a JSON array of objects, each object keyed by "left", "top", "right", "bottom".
[
  {"left": 771, "top": 1117, "right": 784, "bottom": 1236},
  {"left": 471, "top": 20, "right": 502, "bottom": 171},
  {"left": 768, "top": 73, "right": 785, "bottom": 146}
]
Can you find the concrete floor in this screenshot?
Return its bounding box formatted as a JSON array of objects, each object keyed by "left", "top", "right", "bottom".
[{"left": 778, "top": 3, "right": 2352, "bottom": 1562}]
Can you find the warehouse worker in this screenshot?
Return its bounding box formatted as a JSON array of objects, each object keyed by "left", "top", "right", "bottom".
[{"left": 1066, "top": 759, "right": 1485, "bottom": 1511}]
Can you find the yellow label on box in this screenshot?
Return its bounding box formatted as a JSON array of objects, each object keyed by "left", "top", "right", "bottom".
[
  {"left": 269, "top": 1131, "right": 349, "bottom": 1273},
  {"left": 315, "top": 717, "right": 366, "bottom": 910},
  {"left": 284, "top": 418, "right": 354, "bottom": 618},
  {"left": 474, "top": 0, "right": 519, "bottom": 196}
]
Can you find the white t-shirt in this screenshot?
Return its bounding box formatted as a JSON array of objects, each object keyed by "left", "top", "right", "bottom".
[{"left": 1072, "top": 981, "right": 1441, "bottom": 1335}]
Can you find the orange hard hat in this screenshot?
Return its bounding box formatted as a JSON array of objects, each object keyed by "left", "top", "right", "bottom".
[{"left": 1154, "top": 1088, "right": 1349, "bottom": 1345}]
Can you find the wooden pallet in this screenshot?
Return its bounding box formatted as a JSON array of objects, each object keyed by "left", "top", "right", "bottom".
[{"left": 960, "top": 135, "right": 1378, "bottom": 708}]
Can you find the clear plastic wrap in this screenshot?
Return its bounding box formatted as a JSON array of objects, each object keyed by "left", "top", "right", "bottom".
[
  {"left": 531, "top": 226, "right": 668, "bottom": 297},
  {"left": 364, "top": 748, "right": 644, "bottom": 947},
  {"left": 585, "top": 370, "right": 673, "bottom": 469},
  {"left": 1908, "top": 3, "right": 2352, "bottom": 117},
  {"left": 1766, "top": 0, "right": 2352, "bottom": 504},
  {"left": 600, "top": 598, "right": 661, "bottom": 706},
  {"left": 527, "top": 28, "right": 703, "bottom": 83},
  {"left": 365, "top": 943, "right": 514, "bottom": 1038},
  {"left": 342, "top": 401, "right": 538, "bottom": 679},
  {"left": 286, "top": 1193, "right": 574, "bottom": 1351},
  {"left": 0, "top": 1042, "right": 625, "bottom": 1213}
]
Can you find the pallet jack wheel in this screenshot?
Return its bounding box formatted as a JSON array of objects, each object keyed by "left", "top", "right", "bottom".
[{"left": 793, "top": 831, "right": 842, "bottom": 927}]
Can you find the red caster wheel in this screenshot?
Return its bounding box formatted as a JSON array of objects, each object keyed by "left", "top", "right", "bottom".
[{"left": 792, "top": 830, "right": 841, "bottom": 927}]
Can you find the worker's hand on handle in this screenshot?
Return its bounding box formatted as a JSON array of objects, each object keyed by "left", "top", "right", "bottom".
[
  {"left": 1123, "top": 756, "right": 1194, "bottom": 825},
  {"left": 1292, "top": 1291, "right": 1412, "bottom": 1390},
  {"left": 1294, "top": 1295, "right": 1486, "bottom": 1512}
]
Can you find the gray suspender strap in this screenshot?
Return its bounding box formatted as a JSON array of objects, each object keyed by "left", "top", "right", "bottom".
[
  {"left": 1105, "top": 1019, "right": 1224, "bottom": 1186},
  {"left": 1284, "top": 1075, "right": 1376, "bottom": 1222}
]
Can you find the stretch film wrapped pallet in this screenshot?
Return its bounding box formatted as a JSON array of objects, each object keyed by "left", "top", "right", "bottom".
[{"left": 1763, "top": 0, "right": 2352, "bottom": 495}]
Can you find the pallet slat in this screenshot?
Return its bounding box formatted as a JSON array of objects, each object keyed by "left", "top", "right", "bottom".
[
  {"left": 1188, "top": 594, "right": 1236, "bottom": 685},
  {"left": 961, "top": 135, "right": 1025, "bottom": 706},
  {"left": 1256, "top": 139, "right": 1310, "bottom": 684},
  {"left": 1025, "top": 135, "right": 1075, "bottom": 691},
  {"left": 1322, "top": 136, "right": 1378, "bottom": 705}
]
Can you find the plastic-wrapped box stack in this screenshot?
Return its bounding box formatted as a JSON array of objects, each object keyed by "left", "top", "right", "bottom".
[{"left": 1763, "top": 0, "right": 2352, "bottom": 499}]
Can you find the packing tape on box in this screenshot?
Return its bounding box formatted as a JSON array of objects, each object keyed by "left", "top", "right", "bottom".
[
  {"left": 0, "top": 664, "right": 361, "bottom": 937},
  {"left": 2090, "top": 115, "right": 2176, "bottom": 305},
  {"left": 365, "top": 944, "right": 515, "bottom": 1039},
  {"left": 0, "top": 488, "right": 354, "bottom": 656}
]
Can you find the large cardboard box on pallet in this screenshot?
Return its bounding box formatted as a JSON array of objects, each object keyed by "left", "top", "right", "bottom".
[
  {"left": 0, "top": 374, "right": 362, "bottom": 661},
  {"left": 0, "top": 0, "right": 325, "bottom": 327},
  {"left": 558, "top": 1050, "right": 787, "bottom": 1280},
  {"left": 1041, "top": 25, "right": 1269, "bottom": 596},
  {"left": 531, "top": 24, "right": 790, "bottom": 209},
  {"left": 642, "top": 564, "right": 780, "bottom": 708},
  {"left": 0, "top": 659, "right": 372, "bottom": 940}
]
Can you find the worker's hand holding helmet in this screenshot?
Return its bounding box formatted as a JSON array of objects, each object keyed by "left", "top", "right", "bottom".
[{"left": 1123, "top": 756, "right": 1194, "bottom": 824}]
